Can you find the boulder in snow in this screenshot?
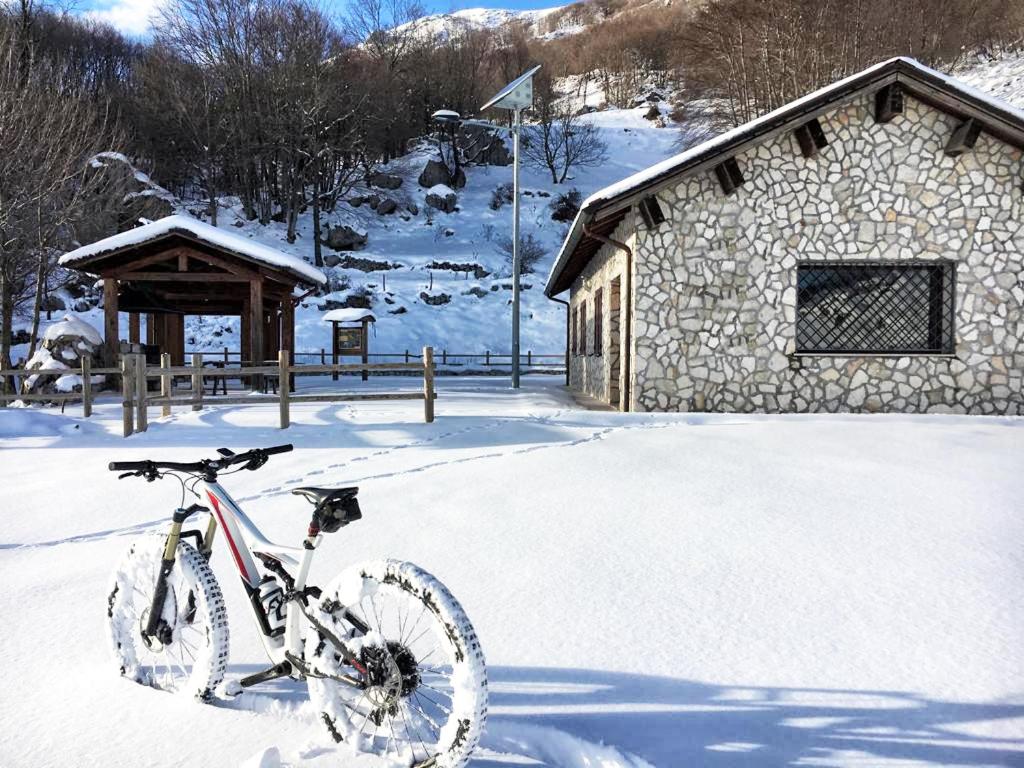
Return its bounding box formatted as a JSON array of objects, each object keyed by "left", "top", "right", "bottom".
[
  {"left": 419, "top": 291, "right": 451, "bottom": 306},
  {"left": 24, "top": 314, "right": 103, "bottom": 396},
  {"left": 418, "top": 159, "right": 465, "bottom": 190},
  {"left": 322, "top": 225, "right": 368, "bottom": 252},
  {"left": 425, "top": 185, "right": 457, "bottom": 214},
  {"left": 375, "top": 198, "right": 398, "bottom": 215},
  {"left": 369, "top": 172, "right": 403, "bottom": 190}
]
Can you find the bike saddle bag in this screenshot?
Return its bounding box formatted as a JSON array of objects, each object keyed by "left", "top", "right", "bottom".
[{"left": 314, "top": 494, "right": 362, "bottom": 533}]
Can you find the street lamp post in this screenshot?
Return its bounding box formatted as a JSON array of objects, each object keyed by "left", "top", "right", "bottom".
[{"left": 432, "top": 65, "right": 540, "bottom": 390}]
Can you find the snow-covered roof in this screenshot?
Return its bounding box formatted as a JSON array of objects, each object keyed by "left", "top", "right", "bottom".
[
  {"left": 59, "top": 214, "right": 326, "bottom": 285},
  {"left": 323, "top": 308, "right": 376, "bottom": 324},
  {"left": 43, "top": 315, "right": 102, "bottom": 345},
  {"left": 545, "top": 57, "right": 1024, "bottom": 297}
]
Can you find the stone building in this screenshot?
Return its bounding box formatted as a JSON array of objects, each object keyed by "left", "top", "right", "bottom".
[{"left": 544, "top": 58, "right": 1024, "bottom": 414}]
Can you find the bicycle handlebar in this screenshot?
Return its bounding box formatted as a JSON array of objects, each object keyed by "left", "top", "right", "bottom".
[{"left": 109, "top": 444, "right": 293, "bottom": 477}]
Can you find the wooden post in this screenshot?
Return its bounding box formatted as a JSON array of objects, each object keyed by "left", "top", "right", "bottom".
[
  {"left": 223, "top": 346, "right": 229, "bottom": 365},
  {"left": 405, "top": 349, "right": 409, "bottom": 364},
  {"left": 191, "top": 352, "right": 203, "bottom": 412},
  {"left": 321, "top": 348, "right": 326, "bottom": 365},
  {"left": 423, "top": 346, "right": 434, "bottom": 423},
  {"left": 485, "top": 350, "right": 490, "bottom": 366},
  {"left": 81, "top": 357, "right": 92, "bottom": 418},
  {"left": 442, "top": 349, "right": 447, "bottom": 365},
  {"left": 527, "top": 350, "right": 532, "bottom": 367},
  {"left": 331, "top": 322, "right": 339, "bottom": 381},
  {"left": 250, "top": 279, "right": 263, "bottom": 391},
  {"left": 361, "top": 320, "right": 369, "bottom": 383},
  {"left": 135, "top": 353, "right": 148, "bottom": 433},
  {"left": 128, "top": 313, "right": 140, "bottom": 344},
  {"left": 120, "top": 356, "right": 134, "bottom": 438},
  {"left": 103, "top": 278, "right": 119, "bottom": 367},
  {"left": 282, "top": 298, "right": 296, "bottom": 392},
  {"left": 279, "top": 349, "right": 290, "bottom": 429},
  {"left": 160, "top": 352, "right": 172, "bottom": 418}
]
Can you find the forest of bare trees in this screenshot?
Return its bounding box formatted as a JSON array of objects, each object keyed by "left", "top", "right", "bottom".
[{"left": 1, "top": 0, "right": 1023, "bottom": 385}]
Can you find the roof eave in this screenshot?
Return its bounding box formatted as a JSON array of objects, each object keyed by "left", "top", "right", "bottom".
[
  {"left": 63, "top": 229, "right": 323, "bottom": 287},
  {"left": 546, "top": 57, "right": 1024, "bottom": 295}
]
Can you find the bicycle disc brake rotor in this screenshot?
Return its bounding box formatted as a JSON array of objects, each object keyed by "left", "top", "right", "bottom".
[{"left": 360, "top": 642, "right": 420, "bottom": 723}]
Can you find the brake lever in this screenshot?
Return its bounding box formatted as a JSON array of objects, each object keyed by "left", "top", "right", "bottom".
[{"left": 118, "top": 472, "right": 135, "bottom": 480}]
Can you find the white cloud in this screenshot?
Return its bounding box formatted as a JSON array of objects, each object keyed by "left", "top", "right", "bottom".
[{"left": 83, "top": 0, "right": 165, "bottom": 37}]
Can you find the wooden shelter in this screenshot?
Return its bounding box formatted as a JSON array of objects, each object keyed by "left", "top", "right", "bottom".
[{"left": 59, "top": 216, "right": 325, "bottom": 380}]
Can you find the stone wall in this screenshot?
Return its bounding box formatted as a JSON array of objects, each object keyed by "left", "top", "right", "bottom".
[
  {"left": 629, "top": 93, "right": 1024, "bottom": 414},
  {"left": 569, "top": 213, "right": 635, "bottom": 407}
]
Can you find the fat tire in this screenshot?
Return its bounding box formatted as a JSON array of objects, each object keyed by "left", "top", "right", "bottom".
[
  {"left": 106, "top": 535, "right": 229, "bottom": 700},
  {"left": 307, "top": 559, "right": 487, "bottom": 768}
]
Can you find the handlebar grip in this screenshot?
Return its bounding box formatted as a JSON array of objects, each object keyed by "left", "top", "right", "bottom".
[
  {"left": 109, "top": 461, "right": 148, "bottom": 471},
  {"left": 264, "top": 444, "right": 293, "bottom": 455}
]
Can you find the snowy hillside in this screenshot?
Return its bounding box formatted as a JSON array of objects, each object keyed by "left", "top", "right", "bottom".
[
  {"left": 394, "top": 6, "right": 564, "bottom": 41},
  {"left": 14, "top": 100, "right": 683, "bottom": 364},
  {"left": 956, "top": 50, "right": 1024, "bottom": 109}
]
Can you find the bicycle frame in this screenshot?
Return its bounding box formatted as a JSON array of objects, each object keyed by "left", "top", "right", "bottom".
[{"left": 201, "top": 479, "right": 318, "bottom": 669}]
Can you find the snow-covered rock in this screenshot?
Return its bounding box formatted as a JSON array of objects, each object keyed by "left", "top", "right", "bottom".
[
  {"left": 425, "top": 185, "right": 458, "bottom": 213},
  {"left": 24, "top": 314, "right": 103, "bottom": 395}
]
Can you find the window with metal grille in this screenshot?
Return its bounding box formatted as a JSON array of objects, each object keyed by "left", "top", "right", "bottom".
[
  {"left": 796, "top": 262, "right": 955, "bottom": 354},
  {"left": 571, "top": 307, "right": 578, "bottom": 356},
  {"left": 594, "top": 289, "right": 603, "bottom": 356},
  {"left": 580, "top": 302, "right": 587, "bottom": 356}
]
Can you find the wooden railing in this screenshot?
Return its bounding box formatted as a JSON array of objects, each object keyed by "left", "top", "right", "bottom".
[
  {"left": 192, "top": 347, "right": 565, "bottom": 373},
  {"left": 0, "top": 358, "right": 117, "bottom": 418},
  {"left": 1, "top": 347, "right": 437, "bottom": 437}
]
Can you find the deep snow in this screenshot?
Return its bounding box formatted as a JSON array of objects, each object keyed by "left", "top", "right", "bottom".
[{"left": 1, "top": 379, "right": 1022, "bottom": 766}]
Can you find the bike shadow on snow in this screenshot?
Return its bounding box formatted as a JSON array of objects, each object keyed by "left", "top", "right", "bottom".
[{"left": 219, "top": 664, "right": 1024, "bottom": 767}]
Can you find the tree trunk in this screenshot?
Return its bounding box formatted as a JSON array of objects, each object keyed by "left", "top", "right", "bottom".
[
  {"left": 0, "top": 272, "right": 13, "bottom": 395},
  {"left": 312, "top": 180, "right": 323, "bottom": 268},
  {"left": 27, "top": 248, "right": 46, "bottom": 359}
]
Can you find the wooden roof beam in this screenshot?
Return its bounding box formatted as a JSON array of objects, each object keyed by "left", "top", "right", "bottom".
[
  {"left": 793, "top": 118, "right": 829, "bottom": 158},
  {"left": 875, "top": 84, "right": 903, "bottom": 123},
  {"left": 714, "top": 157, "right": 745, "bottom": 195},
  {"left": 945, "top": 118, "right": 982, "bottom": 157}
]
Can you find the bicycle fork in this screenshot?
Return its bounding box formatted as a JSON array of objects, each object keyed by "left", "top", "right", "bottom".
[{"left": 143, "top": 505, "right": 206, "bottom": 648}]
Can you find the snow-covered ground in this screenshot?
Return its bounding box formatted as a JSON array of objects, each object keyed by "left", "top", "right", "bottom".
[{"left": 1, "top": 379, "right": 1023, "bottom": 766}]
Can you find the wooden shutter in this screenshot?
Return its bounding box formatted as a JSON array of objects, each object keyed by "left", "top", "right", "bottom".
[
  {"left": 594, "top": 289, "right": 603, "bottom": 356},
  {"left": 580, "top": 302, "right": 587, "bottom": 356}
]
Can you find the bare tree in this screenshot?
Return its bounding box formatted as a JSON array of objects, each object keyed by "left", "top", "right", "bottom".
[
  {"left": 521, "top": 73, "right": 607, "bottom": 184},
  {"left": 0, "top": 15, "right": 119, "bottom": 389}
]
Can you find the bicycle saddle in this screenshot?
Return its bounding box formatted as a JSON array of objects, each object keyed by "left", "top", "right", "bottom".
[
  {"left": 291, "top": 487, "right": 358, "bottom": 506},
  {"left": 292, "top": 487, "right": 361, "bottom": 533}
]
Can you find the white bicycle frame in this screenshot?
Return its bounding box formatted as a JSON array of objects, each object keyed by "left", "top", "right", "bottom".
[{"left": 202, "top": 478, "right": 321, "bottom": 668}]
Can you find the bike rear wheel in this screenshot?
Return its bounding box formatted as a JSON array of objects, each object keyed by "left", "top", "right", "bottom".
[
  {"left": 306, "top": 559, "right": 487, "bottom": 768},
  {"left": 106, "top": 535, "right": 229, "bottom": 700}
]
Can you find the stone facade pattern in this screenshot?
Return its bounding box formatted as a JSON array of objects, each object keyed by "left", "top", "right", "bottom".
[
  {"left": 622, "top": 93, "right": 1024, "bottom": 414},
  {"left": 569, "top": 213, "right": 634, "bottom": 408}
]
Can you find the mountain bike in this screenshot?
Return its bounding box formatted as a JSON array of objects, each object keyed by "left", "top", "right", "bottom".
[{"left": 105, "top": 444, "right": 487, "bottom": 768}]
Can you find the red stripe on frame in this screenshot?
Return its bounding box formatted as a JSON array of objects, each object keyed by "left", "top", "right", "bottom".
[{"left": 207, "top": 491, "right": 256, "bottom": 585}]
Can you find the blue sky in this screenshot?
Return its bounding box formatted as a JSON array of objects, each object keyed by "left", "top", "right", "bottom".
[{"left": 78, "top": 0, "right": 560, "bottom": 37}]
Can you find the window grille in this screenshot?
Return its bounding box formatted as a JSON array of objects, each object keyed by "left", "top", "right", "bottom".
[
  {"left": 594, "top": 289, "right": 603, "bottom": 356},
  {"left": 796, "top": 262, "right": 955, "bottom": 354}
]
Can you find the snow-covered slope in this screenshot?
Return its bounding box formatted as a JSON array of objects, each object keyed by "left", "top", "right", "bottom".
[
  {"left": 395, "top": 6, "right": 563, "bottom": 41},
  {"left": 15, "top": 101, "right": 683, "bottom": 364},
  {"left": 955, "top": 50, "right": 1024, "bottom": 109}
]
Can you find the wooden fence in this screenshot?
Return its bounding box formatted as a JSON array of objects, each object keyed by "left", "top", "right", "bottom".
[
  {"left": 1, "top": 347, "right": 436, "bottom": 437},
  {"left": 196, "top": 347, "right": 565, "bottom": 373}
]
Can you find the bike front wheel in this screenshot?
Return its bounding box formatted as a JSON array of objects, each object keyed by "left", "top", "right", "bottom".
[
  {"left": 106, "top": 535, "right": 229, "bottom": 700},
  {"left": 306, "top": 559, "right": 487, "bottom": 768}
]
